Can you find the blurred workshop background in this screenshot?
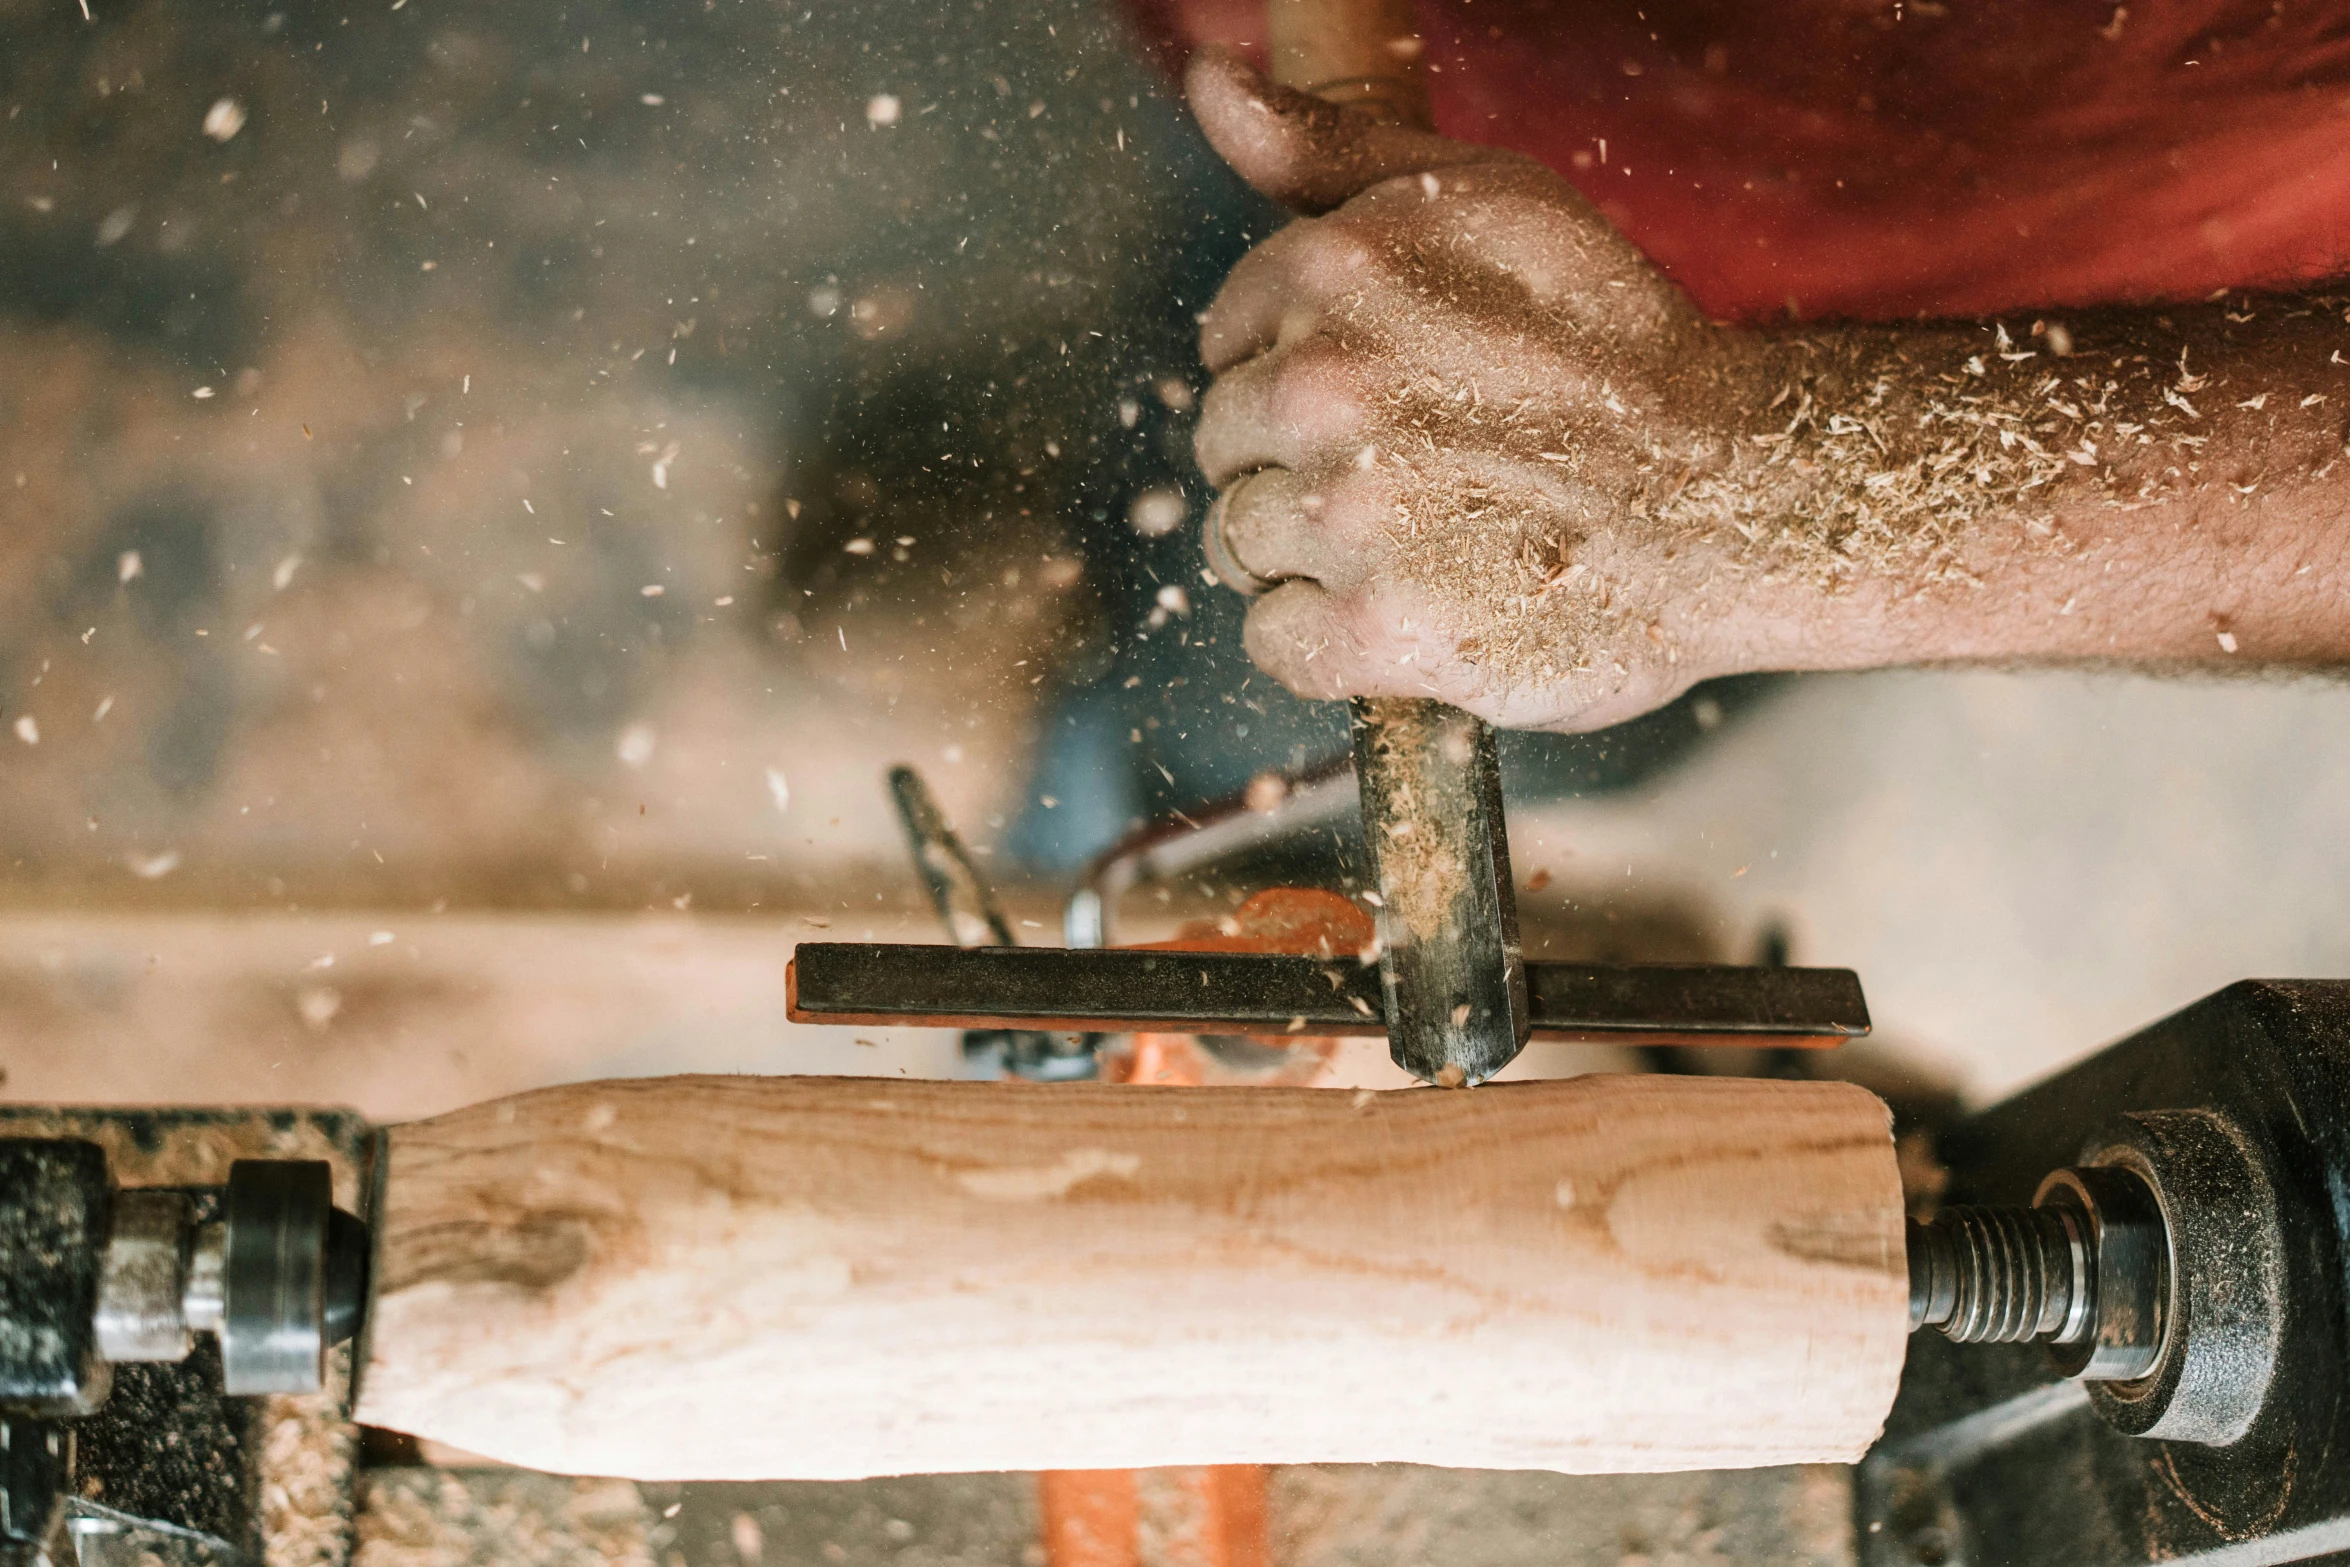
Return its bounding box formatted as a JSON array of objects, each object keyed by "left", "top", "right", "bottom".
[{"left": 4, "top": 0, "right": 2350, "bottom": 1120}]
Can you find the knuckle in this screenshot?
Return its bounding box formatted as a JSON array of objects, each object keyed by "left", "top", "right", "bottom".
[
  {"left": 1289, "top": 218, "right": 1389, "bottom": 289},
  {"left": 1195, "top": 369, "right": 1245, "bottom": 433},
  {"left": 1197, "top": 303, "right": 1248, "bottom": 363},
  {"left": 1308, "top": 469, "right": 1390, "bottom": 547},
  {"left": 1243, "top": 589, "right": 1346, "bottom": 697},
  {"left": 1268, "top": 338, "right": 1373, "bottom": 445},
  {"left": 1476, "top": 182, "right": 1567, "bottom": 235},
  {"left": 1359, "top": 169, "right": 1429, "bottom": 207},
  {"left": 1192, "top": 426, "right": 1227, "bottom": 482},
  {"left": 1190, "top": 400, "right": 1237, "bottom": 476}
]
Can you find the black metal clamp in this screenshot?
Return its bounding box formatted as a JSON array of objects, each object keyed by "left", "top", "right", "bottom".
[
  {"left": 0, "top": 1144, "right": 370, "bottom": 1565},
  {"left": 831, "top": 753, "right": 1872, "bottom": 1083},
  {"left": 1906, "top": 1106, "right": 2283, "bottom": 1449}
]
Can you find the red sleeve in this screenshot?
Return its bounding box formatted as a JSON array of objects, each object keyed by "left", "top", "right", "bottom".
[{"left": 1130, "top": 0, "right": 2350, "bottom": 322}]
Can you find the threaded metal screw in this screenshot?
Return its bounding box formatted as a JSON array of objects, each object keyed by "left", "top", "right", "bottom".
[{"left": 1907, "top": 1205, "right": 2090, "bottom": 1344}]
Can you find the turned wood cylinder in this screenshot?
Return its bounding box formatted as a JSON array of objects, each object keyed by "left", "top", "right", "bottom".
[{"left": 352, "top": 1074, "right": 1907, "bottom": 1480}]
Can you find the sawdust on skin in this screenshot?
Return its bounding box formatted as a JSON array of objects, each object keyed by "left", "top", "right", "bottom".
[
  {"left": 1263, "top": 280, "right": 2350, "bottom": 725},
  {"left": 1666, "top": 308, "right": 2350, "bottom": 594},
  {"left": 1215, "top": 154, "right": 1718, "bottom": 724},
  {"left": 1193, "top": 67, "right": 2350, "bottom": 730}
]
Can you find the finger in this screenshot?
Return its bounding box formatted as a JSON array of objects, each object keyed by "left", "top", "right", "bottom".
[
  {"left": 1184, "top": 45, "right": 1505, "bottom": 215},
  {"left": 1427, "top": 173, "right": 1699, "bottom": 337},
  {"left": 1239, "top": 580, "right": 1379, "bottom": 702},
  {"left": 1247, "top": 576, "right": 1517, "bottom": 710},
  {"left": 1244, "top": 578, "right": 1456, "bottom": 702},
  {"left": 1208, "top": 467, "right": 1382, "bottom": 593},
  {"left": 1194, "top": 335, "right": 1372, "bottom": 487},
  {"left": 1199, "top": 214, "right": 1389, "bottom": 373}
]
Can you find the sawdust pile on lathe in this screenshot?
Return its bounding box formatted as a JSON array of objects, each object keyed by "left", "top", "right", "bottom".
[
  {"left": 260, "top": 1350, "right": 359, "bottom": 1567},
  {"left": 355, "top": 1473, "right": 658, "bottom": 1567}
]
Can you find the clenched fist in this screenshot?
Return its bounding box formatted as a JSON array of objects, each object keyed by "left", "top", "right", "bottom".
[
  {"left": 1186, "top": 45, "right": 2350, "bottom": 725},
  {"left": 1188, "top": 47, "right": 1791, "bottom": 732}
]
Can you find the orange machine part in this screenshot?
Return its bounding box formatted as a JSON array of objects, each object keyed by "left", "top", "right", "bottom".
[
  {"left": 1041, "top": 1470, "right": 1140, "bottom": 1567},
  {"left": 1037, "top": 891, "right": 1336, "bottom": 1558},
  {"left": 1040, "top": 1467, "right": 1270, "bottom": 1567},
  {"left": 1108, "top": 887, "right": 1374, "bottom": 1086}
]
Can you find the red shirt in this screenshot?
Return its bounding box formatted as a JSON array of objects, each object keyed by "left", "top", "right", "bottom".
[{"left": 1135, "top": 0, "right": 2350, "bottom": 321}]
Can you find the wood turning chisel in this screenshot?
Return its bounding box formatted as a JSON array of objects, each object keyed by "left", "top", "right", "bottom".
[{"left": 786, "top": 0, "right": 1869, "bottom": 1084}]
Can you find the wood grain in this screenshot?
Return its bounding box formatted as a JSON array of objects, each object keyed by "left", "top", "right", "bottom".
[{"left": 355, "top": 1074, "right": 1907, "bottom": 1479}]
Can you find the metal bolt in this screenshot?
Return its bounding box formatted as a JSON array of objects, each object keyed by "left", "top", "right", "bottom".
[
  {"left": 92, "top": 1190, "right": 194, "bottom": 1364},
  {"left": 182, "top": 1223, "right": 226, "bottom": 1338},
  {"left": 75, "top": 1165, "right": 368, "bottom": 1396},
  {"left": 1906, "top": 1113, "right": 2283, "bottom": 1447},
  {"left": 1907, "top": 1162, "right": 2168, "bottom": 1381},
  {"left": 1907, "top": 1205, "right": 2088, "bottom": 1343}
]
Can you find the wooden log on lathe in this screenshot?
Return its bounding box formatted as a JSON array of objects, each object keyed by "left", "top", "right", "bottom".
[{"left": 353, "top": 1074, "right": 1908, "bottom": 1480}]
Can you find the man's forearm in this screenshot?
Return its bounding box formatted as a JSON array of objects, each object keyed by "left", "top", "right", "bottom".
[
  {"left": 1183, "top": 63, "right": 2350, "bottom": 728},
  {"left": 1692, "top": 296, "right": 2350, "bottom": 674}
]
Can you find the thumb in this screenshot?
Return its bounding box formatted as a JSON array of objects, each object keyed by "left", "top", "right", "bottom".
[{"left": 1184, "top": 44, "right": 1506, "bottom": 215}]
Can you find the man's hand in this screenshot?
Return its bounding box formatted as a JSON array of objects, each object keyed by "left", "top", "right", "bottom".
[
  {"left": 1188, "top": 46, "right": 1774, "bottom": 731},
  {"left": 1188, "top": 46, "right": 2350, "bottom": 727}
]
